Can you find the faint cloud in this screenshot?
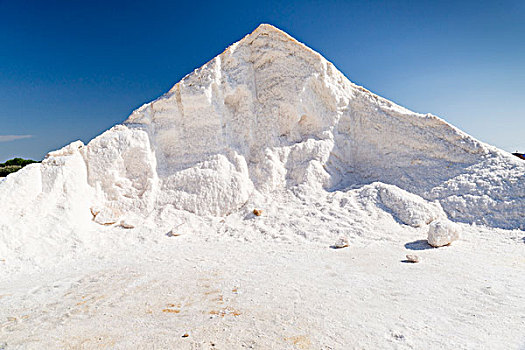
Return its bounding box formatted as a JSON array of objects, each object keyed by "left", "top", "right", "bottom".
[{"left": 0, "top": 135, "right": 33, "bottom": 142}]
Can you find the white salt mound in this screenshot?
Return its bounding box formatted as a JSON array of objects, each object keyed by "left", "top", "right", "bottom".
[
  {"left": 0, "top": 24, "right": 523, "bottom": 266},
  {"left": 427, "top": 220, "right": 461, "bottom": 247}
]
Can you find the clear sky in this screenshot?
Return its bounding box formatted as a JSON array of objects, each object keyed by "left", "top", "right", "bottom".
[{"left": 1, "top": 0, "right": 524, "bottom": 162}]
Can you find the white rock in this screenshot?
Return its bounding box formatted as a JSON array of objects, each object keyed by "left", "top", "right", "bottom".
[
  {"left": 427, "top": 220, "right": 461, "bottom": 247},
  {"left": 332, "top": 237, "right": 349, "bottom": 249},
  {"left": 167, "top": 223, "right": 184, "bottom": 237},
  {"left": 93, "top": 206, "right": 121, "bottom": 226},
  {"left": 405, "top": 254, "right": 420, "bottom": 263},
  {"left": 166, "top": 230, "right": 181, "bottom": 237},
  {"left": 119, "top": 220, "right": 135, "bottom": 229}
]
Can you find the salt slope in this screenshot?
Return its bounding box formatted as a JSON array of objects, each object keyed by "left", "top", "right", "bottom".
[
  {"left": 0, "top": 23, "right": 524, "bottom": 256},
  {"left": 121, "top": 23, "right": 523, "bottom": 228}
]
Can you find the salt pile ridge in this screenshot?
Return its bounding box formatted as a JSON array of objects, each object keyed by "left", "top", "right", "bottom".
[{"left": 0, "top": 24, "right": 523, "bottom": 265}]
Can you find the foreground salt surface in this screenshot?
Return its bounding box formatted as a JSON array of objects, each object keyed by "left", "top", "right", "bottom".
[{"left": 1, "top": 226, "right": 524, "bottom": 349}]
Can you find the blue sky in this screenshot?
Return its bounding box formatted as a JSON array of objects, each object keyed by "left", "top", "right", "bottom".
[{"left": 0, "top": 0, "right": 524, "bottom": 162}]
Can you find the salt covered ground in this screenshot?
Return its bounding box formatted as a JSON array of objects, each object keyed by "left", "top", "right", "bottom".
[
  {"left": 1, "top": 24, "right": 524, "bottom": 348},
  {"left": 1, "top": 221, "right": 524, "bottom": 349}
]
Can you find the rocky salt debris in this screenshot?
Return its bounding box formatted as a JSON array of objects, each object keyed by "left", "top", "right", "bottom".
[
  {"left": 119, "top": 220, "right": 135, "bottom": 229},
  {"left": 427, "top": 220, "right": 461, "bottom": 247},
  {"left": 405, "top": 254, "right": 421, "bottom": 263},
  {"left": 91, "top": 206, "right": 121, "bottom": 226},
  {"left": 166, "top": 223, "right": 184, "bottom": 237},
  {"left": 331, "top": 237, "right": 349, "bottom": 249},
  {"left": 166, "top": 231, "right": 181, "bottom": 237}
]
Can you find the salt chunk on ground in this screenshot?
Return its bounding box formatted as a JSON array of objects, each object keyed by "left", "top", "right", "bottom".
[
  {"left": 93, "top": 206, "right": 121, "bottom": 225},
  {"left": 331, "top": 237, "right": 349, "bottom": 249},
  {"left": 427, "top": 220, "right": 460, "bottom": 247},
  {"left": 119, "top": 220, "right": 135, "bottom": 229},
  {"left": 166, "top": 224, "right": 184, "bottom": 237},
  {"left": 406, "top": 254, "right": 421, "bottom": 263}
]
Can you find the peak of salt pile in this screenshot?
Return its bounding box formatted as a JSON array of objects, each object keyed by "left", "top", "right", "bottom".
[{"left": 0, "top": 24, "right": 523, "bottom": 263}]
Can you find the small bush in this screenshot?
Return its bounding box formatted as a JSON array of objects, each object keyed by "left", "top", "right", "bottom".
[
  {"left": 2, "top": 158, "right": 38, "bottom": 167},
  {"left": 0, "top": 165, "right": 22, "bottom": 177},
  {"left": 0, "top": 158, "right": 40, "bottom": 177}
]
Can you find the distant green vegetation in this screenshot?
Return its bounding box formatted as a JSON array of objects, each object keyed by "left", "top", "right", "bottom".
[{"left": 0, "top": 158, "right": 40, "bottom": 177}]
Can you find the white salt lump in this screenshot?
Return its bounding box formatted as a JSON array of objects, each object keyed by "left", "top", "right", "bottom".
[
  {"left": 427, "top": 220, "right": 461, "bottom": 247},
  {"left": 406, "top": 254, "right": 421, "bottom": 263},
  {"left": 332, "top": 237, "right": 349, "bottom": 249}
]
